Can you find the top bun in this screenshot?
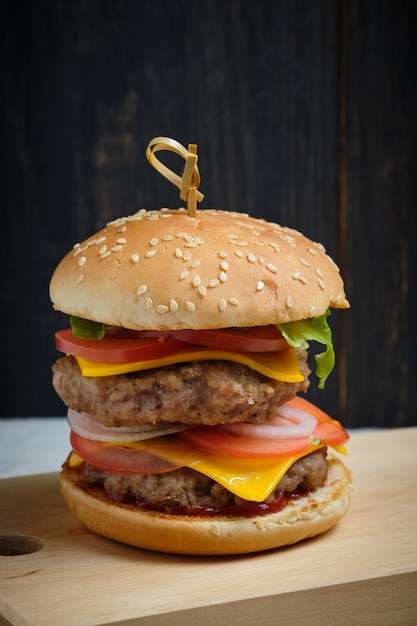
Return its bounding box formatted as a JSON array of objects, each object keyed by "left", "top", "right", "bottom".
[{"left": 50, "top": 208, "right": 349, "bottom": 330}]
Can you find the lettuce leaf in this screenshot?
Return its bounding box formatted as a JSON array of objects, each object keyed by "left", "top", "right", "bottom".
[
  {"left": 70, "top": 316, "right": 105, "bottom": 340},
  {"left": 277, "top": 310, "right": 335, "bottom": 389}
]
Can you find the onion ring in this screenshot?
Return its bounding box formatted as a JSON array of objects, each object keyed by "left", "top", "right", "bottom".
[
  {"left": 220, "top": 405, "right": 317, "bottom": 439},
  {"left": 67, "top": 409, "right": 189, "bottom": 442}
]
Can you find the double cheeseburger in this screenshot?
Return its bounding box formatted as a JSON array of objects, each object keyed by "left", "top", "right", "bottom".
[{"left": 50, "top": 207, "right": 352, "bottom": 555}]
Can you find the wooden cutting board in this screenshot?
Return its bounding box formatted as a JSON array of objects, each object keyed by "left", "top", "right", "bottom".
[{"left": 1, "top": 428, "right": 416, "bottom": 626}]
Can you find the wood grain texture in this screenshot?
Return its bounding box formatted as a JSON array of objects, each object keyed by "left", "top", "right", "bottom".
[
  {"left": 1, "top": 428, "right": 416, "bottom": 625},
  {"left": 341, "top": 1, "right": 417, "bottom": 426},
  {"left": 1, "top": 1, "right": 415, "bottom": 427}
]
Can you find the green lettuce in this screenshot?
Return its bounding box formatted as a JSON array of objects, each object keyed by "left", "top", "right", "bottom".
[
  {"left": 70, "top": 316, "right": 105, "bottom": 340},
  {"left": 277, "top": 310, "right": 335, "bottom": 389}
]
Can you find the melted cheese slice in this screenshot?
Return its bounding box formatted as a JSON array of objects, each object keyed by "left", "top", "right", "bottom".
[
  {"left": 70, "top": 436, "right": 325, "bottom": 502},
  {"left": 75, "top": 346, "right": 303, "bottom": 382}
]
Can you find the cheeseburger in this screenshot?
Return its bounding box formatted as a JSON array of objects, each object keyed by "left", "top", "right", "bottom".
[{"left": 50, "top": 206, "right": 352, "bottom": 555}]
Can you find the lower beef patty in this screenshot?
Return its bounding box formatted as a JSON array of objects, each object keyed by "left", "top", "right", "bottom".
[
  {"left": 81, "top": 448, "right": 328, "bottom": 511},
  {"left": 52, "top": 351, "right": 310, "bottom": 427}
]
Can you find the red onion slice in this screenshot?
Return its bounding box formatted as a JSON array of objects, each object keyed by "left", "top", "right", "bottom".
[
  {"left": 220, "top": 405, "right": 317, "bottom": 439},
  {"left": 67, "top": 408, "right": 189, "bottom": 442}
]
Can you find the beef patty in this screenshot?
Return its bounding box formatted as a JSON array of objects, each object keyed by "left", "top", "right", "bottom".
[
  {"left": 80, "top": 447, "right": 328, "bottom": 511},
  {"left": 52, "top": 351, "right": 310, "bottom": 427}
]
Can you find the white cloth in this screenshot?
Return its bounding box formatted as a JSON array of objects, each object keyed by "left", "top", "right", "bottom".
[{"left": 0, "top": 417, "right": 69, "bottom": 478}]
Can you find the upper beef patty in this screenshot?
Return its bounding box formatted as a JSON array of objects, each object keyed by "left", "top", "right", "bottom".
[{"left": 52, "top": 351, "right": 310, "bottom": 427}]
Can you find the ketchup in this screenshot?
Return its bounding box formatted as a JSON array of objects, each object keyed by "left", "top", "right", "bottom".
[{"left": 108, "top": 489, "right": 306, "bottom": 518}]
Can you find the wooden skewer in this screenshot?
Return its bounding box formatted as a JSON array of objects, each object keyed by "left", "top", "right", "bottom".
[{"left": 146, "top": 137, "right": 204, "bottom": 216}]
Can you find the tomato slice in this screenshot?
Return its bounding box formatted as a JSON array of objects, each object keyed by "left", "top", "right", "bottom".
[
  {"left": 287, "top": 397, "right": 349, "bottom": 446},
  {"left": 178, "top": 428, "right": 312, "bottom": 459},
  {"left": 140, "top": 325, "right": 288, "bottom": 352},
  {"left": 70, "top": 430, "right": 182, "bottom": 473},
  {"left": 56, "top": 328, "right": 188, "bottom": 363},
  {"left": 178, "top": 397, "right": 349, "bottom": 458}
]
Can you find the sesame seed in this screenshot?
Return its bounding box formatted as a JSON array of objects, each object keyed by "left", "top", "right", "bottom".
[
  {"left": 157, "top": 304, "right": 169, "bottom": 314},
  {"left": 99, "top": 245, "right": 107, "bottom": 254},
  {"left": 229, "top": 297, "right": 239, "bottom": 305},
  {"left": 192, "top": 275, "right": 201, "bottom": 287},
  {"left": 117, "top": 225, "right": 127, "bottom": 233},
  {"left": 190, "top": 259, "right": 200, "bottom": 268},
  {"left": 175, "top": 248, "right": 183, "bottom": 258},
  {"left": 184, "top": 241, "right": 197, "bottom": 248},
  {"left": 256, "top": 281, "right": 264, "bottom": 291},
  {"left": 268, "top": 242, "right": 280, "bottom": 251},
  {"left": 217, "top": 251, "right": 228, "bottom": 259},
  {"left": 170, "top": 299, "right": 179, "bottom": 312},
  {"left": 73, "top": 245, "right": 86, "bottom": 257},
  {"left": 78, "top": 256, "right": 86, "bottom": 267},
  {"left": 76, "top": 274, "right": 85, "bottom": 285},
  {"left": 286, "top": 296, "right": 293, "bottom": 308},
  {"left": 150, "top": 237, "right": 159, "bottom": 246},
  {"left": 100, "top": 251, "right": 112, "bottom": 259},
  {"left": 162, "top": 235, "right": 174, "bottom": 241},
  {"left": 186, "top": 301, "right": 196, "bottom": 312},
  {"left": 237, "top": 241, "right": 248, "bottom": 247},
  {"left": 307, "top": 247, "right": 318, "bottom": 256},
  {"left": 117, "top": 237, "right": 127, "bottom": 244},
  {"left": 258, "top": 256, "right": 265, "bottom": 265},
  {"left": 234, "top": 250, "right": 243, "bottom": 258},
  {"left": 176, "top": 232, "right": 187, "bottom": 238},
  {"left": 309, "top": 305, "right": 318, "bottom": 316},
  {"left": 300, "top": 258, "right": 310, "bottom": 267},
  {"left": 146, "top": 250, "right": 157, "bottom": 258},
  {"left": 266, "top": 263, "right": 278, "bottom": 274},
  {"left": 131, "top": 254, "right": 139, "bottom": 263},
  {"left": 179, "top": 270, "right": 189, "bottom": 280},
  {"left": 96, "top": 237, "right": 106, "bottom": 245},
  {"left": 220, "top": 261, "right": 229, "bottom": 271},
  {"left": 146, "top": 297, "right": 153, "bottom": 309},
  {"left": 184, "top": 235, "right": 194, "bottom": 243},
  {"left": 219, "top": 298, "right": 227, "bottom": 311},
  {"left": 317, "top": 267, "right": 324, "bottom": 278},
  {"left": 183, "top": 251, "right": 192, "bottom": 261},
  {"left": 198, "top": 286, "right": 207, "bottom": 296},
  {"left": 219, "top": 271, "right": 227, "bottom": 282},
  {"left": 111, "top": 245, "right": 123, "bottom": 252},
  {"left": 247, "top": 252, "right": 256, "bottom": 263},
  {"left": 318, "top": 278, "right": 326, "bottom": 290},
  {"left": 137, "top": 285, "right": 147, "bottom": 296},
  {"left": 209, "top": 279, "right": 220, "bottom": 288},
  {"left": 293, "top": 272, "right": 308, "bottom": 284}
]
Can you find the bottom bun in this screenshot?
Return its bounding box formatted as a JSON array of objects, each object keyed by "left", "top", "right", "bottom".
[{"left": 60, "top": 457, "right": 352, "bottom": 556}]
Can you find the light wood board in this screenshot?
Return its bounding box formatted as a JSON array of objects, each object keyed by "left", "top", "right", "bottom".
[{"left": 1, "top": 428, "right": 416, "bottom": 625}]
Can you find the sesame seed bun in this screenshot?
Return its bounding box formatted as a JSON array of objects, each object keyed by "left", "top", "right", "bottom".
[
  {"left": 50, "top": 208, "right": 349, "bottom": 330},
  {"left": 60, "top": 455, "right": 352, "bottom": 555}
]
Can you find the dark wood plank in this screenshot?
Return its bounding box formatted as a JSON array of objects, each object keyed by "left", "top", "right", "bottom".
[{"left": 341, "top": 0, "right": 417, "bottom": 427}]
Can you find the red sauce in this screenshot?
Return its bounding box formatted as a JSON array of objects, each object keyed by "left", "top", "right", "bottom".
[{"left": 107, "top": 489, "right": 306, "bottom": 518}]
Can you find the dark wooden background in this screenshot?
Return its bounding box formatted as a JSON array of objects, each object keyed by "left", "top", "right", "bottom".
[{"left": 2, "top": 0, "right": 416, "bottom": 428}]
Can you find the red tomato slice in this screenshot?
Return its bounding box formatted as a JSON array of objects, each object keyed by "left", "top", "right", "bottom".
[
  {"left": 178, "top": 397, "right": 349, "bottom": 458},
  {"left": 70, "top": 430, "right": 182, "bottom": 474},
  {"left": 287, "top": 397, "right": 349, "bottom": 446},
  {"left": 56, "top": 328, "right": 188, "bottom": 363},
  {"left": 140, "top": 325, "right": 288, "bottom": 352},
  {"left": 178, "top": 428, "right": 312, "bottom": 459}
]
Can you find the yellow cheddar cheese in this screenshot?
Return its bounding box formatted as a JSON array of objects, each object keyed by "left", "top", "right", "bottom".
[{"left": 75, "top": 346, "right": 303, "bottom": 382}]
